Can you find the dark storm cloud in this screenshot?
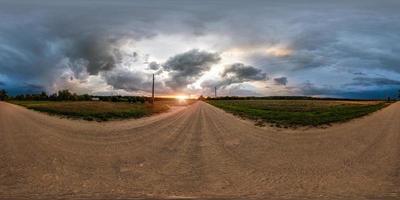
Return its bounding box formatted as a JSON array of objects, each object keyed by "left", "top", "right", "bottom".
[
  {"left": 163, "top": 49, "right": 220, "bottom": 90},
  {"left": 201, "top": 63, "right": 267, "bottom": 91},
  {"left": 0, "top": 21, "right": 65, "bottom": 87},
  {"left": 240, "top": 1, "right": 400, "bottom": 77},
  {"left": 23, "top": 83, "right": 45, "bottom": 91},
  {"left": 200, "top": 80, "right": 262, "bottom": 97},
  {"left": 104, "top": 69, "right": 153, "bottom": 92},
  {"left": 352, "top": 72, "right": 367, "bottom": 76},
  {"left": 1, "top": 0, "right": 400, "bottom": 98},
  {"left": 274, "top": 77, "right": 288, "bottom": 86},
  {"left": 0, "top": 6, "right": 131, "bottom": 89},
  {"left": 348, "top": 77, "right": 400, "bottom": 87},
  {"left": 0, "top": 0, "right": 196, "bottom": 92},
  {"left": 297, "top": 81, "right": 340, "bottom": 96},
  {"left": 295, "top": 81, "right": 398, "bottom": 100},
  {"left": 294, "top": 80, "right": 397, "bottom": 100},
  {"left": 148, "top": 62, "right": 161, "bottom": 70},
  {"left": 222, "top": 63, "right": 267, "bottom": 81},
  {"left": 65, "top": 37, "right": 120, "bottom": 75},
  {"left": 217, "top": 63, "right": 267, "bottom": 87}
]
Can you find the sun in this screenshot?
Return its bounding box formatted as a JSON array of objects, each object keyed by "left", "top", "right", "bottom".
[{"left": 175, "top": 95, "right": 188, "bottom": 101}]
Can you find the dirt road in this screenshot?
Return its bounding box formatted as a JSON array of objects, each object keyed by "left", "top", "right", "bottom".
[{"left": 1, "top": 101, "right": 399, "bottom": 199}]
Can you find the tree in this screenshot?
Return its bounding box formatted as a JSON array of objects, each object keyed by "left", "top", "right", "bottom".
[
  {"left": 49, "top": 93, "right": 58, "bottom": 101},
  {"left": 40, "top": 91, "right": 48, "bottom": 100},
  {"left": 198, "top": 95, "right": 206, "bottom": 101},
  {"left": 0, "top": 89, "right": 7, "bottom": 101},
  {"left": 57, "top": 90, "right": 73, "bottom": 101},
  {"left": 15, "top": 94, "right": 24, "bottom": 100},
  {"left": 78, "top": 94, "right": 91, "bottom": 101},
  {"left": 398, "top": 90, "right": 400, "bottom": 100}
]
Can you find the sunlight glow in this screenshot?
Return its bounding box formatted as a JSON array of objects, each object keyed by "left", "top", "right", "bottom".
[{"left": 175, "top": 95, "right": 188, "bottom": 101}]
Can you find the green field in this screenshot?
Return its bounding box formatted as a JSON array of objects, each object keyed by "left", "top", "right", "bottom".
[
  {"left": 9, "top": 101, "right": 171, "bottom": 121},
  {"left": 207, "top": 100, "right": 389, "bottom": 127}
]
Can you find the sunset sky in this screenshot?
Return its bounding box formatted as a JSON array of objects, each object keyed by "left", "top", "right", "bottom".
[{"left": 1, "top": 0, "right": 399, "bottom": 98}]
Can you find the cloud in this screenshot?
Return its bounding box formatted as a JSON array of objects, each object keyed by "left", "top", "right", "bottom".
[
  {"left": 104, "top": 69, "right": 152, "bottom": 92},
  {"left": 273, "top": 77, "right": 288, "bottom": 86},
  {"left": 348, "top": 77, "right": 400, "bottom": 87},
  {"left": 163, "top": 49, "right": 220, "bottom": 90},
  {"left": 201, "top": 63, "right": 268, "bottom": 92},
  {"left": 352, "top": 72, "right": 367, "bottom": 76},
  {"left": 1, "top": 0, "right": 400, "bottom": 99},
  {"left": 219, "top": 63, "right": 267, "bottom": 87},
  {"left": 0, "top": 81, "right": 4, "bottom": 86},
  {"left": 222, "top": 63, "right": 267, "bottom": 81},
  {"left": 23, "top": 83, "right": 45, "bottom": 92},
  {"left": 200, "top": 81, "right": 262, "bottom": 97},
  {"left": 148, "top": 61, "right": 160, "bottom": 70},
  {"left": 294, "top": 80, "right": 399, "bottom": 99},
  {"left": 65, "top": 37, "right": 122, "bottom": 75}
]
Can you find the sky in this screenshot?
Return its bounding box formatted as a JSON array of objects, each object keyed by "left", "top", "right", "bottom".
[{"left": 0, "top": 0, "right": 400, "bottom": 99}]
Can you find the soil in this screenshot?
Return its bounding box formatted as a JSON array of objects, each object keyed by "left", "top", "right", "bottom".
[{"left": 1, "top": 101, "right": 399, "bottom": 199}]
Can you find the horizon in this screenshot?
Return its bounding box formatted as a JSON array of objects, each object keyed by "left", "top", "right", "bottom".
[{"left": 1, "top": 0, "right": 400, "bottom": 99}]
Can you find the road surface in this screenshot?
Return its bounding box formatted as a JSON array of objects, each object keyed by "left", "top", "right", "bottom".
[{"left": 0, "top": 101, "right": 399, "bottom": 199}]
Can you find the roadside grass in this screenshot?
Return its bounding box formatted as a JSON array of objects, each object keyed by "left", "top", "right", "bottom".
[
  {"left": 9, "top": 101, "right": 171, "bottom": 121},
  {"left": 207, "top": 100, "right": 389, "bottom": 127}
]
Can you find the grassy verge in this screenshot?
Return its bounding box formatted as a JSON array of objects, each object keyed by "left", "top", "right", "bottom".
[
  {"left": 207, "top": 100, "right": 389, "bottom": 127},
  {"left": 9, "top": 101, "right": 170, "bottom": 121}
]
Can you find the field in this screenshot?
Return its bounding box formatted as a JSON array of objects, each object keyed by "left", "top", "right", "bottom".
[
  {"left": 207, "top": 100, "right": 389, "bottom": 127},
  {"left": 9, "top": 100, "right": 172, "bottom": 121}
]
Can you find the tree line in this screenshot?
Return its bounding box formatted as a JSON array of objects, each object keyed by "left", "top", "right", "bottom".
[
  {"left": 204, "top": 94, "right": 400, "bottom": 101},
  {"left": 0, "top": 89, "right": 7, "bottom": 101},
  {"left": 12, "top": 90, "right": 91, "bottom": 101},
  {"left": 0, "top": 89, "right": 150, "bottom": 103}
]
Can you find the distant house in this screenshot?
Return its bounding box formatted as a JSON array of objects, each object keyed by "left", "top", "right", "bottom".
[{"left": 91, "top": 97, "right": 100, "bottom": 101}]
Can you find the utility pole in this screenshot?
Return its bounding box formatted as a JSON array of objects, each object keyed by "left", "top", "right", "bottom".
[
  {"left": 214, "top": 86, "right": 217, "bottom": 98},
  {"left": 151, "top": 74, "right": 155, "bottom": 104}
]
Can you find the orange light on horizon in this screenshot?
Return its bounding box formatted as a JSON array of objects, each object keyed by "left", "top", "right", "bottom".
[
  {"left": 175, "top": 95, "right": 188, "bottom": 101},
  {"left": 156, "top": 94, "right": 198, "bottom": 100}
]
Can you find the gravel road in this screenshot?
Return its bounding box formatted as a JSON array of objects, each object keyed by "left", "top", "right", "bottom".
[{"left": 0, "top": 101, "right": 399, "bottom": 199}]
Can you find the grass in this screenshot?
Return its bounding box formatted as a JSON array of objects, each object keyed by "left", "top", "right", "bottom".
[
  {"left": 207, "top": 100, "right": 389, "bottom": 127},
  {"left": 9, "top": 101, "right": 171, "bottom": 121}
]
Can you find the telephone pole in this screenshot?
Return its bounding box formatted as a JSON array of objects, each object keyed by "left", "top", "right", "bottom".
[
  {"left": 151, "top": 74, "right": 155, "bottom": 104},
  {"left": 214, "top": 86, "right": 217, "bottom": 98}
]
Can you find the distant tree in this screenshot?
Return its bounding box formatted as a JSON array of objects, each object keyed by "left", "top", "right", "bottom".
[
  {"left": 15, "top": 94, "right": 24, "bottom": 100},
  {"left": 398, "top": 90, "right": 400, "bottom": 100},
  {"left": 72, "top": 93, "right": 78, "bottom": 101},
  {"left": 0, "top": 89, "right": 7, "bottom": 101},
  {"left": 198, "top": 95, "right": 206, "bottom": 101},
  {"left": 40, "top": 91, "right": 48, "bottom": 100},
  {"left": 49, "top": 93, "right": 58, "bottom": 101},
  {"left": 111, "top": 96, "right": 119, "bottom": 102},
  {"left": 127, "top": 96, "right": 137, "bottom": 103},
  {"left": 79, "top": 94, "right": 91, "bottom": 101},
  {"left": 57, "top": 90, "right": 73, "bottom": 101},
  {"left": 138, "top": 96, "right": 145, "bottom": 104},
  {"left": 25, "top": 94, "right": 32, "bottom": 100}
]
